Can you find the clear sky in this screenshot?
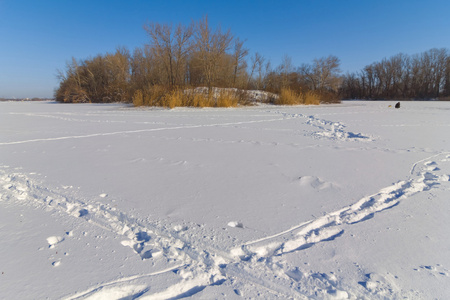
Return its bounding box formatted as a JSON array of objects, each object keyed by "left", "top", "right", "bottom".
[{"left": 1, "top": 0, "right": 449, "bottom": 98}]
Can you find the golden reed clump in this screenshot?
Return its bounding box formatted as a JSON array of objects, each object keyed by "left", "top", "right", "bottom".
[
  {"left": 133, "top": 87, "right": 242, "bottom": 108},
  {"left": 275, "top": 88, "right": 320, "bottom": 105}
]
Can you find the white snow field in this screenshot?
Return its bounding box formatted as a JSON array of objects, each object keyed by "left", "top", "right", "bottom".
[{"left": 1, "top": 100, "right": 450, "bottom": 299}]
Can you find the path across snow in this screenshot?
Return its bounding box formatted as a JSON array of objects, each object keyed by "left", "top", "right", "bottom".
[{"left": 1, "top": 101, "right": 450, "bottom": 299}]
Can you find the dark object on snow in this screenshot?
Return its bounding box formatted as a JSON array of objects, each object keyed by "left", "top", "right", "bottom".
[{"left": 395, "top": 102, "right": 400, "bottom": 109}]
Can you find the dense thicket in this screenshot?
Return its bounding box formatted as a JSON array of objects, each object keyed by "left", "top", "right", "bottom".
[
  {"left": 55, "top": 18, "right": 450, "bottom": 105},
  {"left": 340, "top": 48, "right": 450, "bottom": 100},
  {"left": 55, "top": 17, "right": 342, "bottom": 106}
]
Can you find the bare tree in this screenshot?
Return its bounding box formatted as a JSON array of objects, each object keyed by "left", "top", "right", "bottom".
[
  {"left": 231, "top": 38, "right": 248, "bottom": 88},
  {"left": 312, "top": 55, "right": 341, "bottom": 92},
  {"left": 340, "top": 48, "right": 449, "bottom": 100},
  {"left": 445, "top": 55, "right": 450, "bottom": 97},
  {"left": 193, "top": 16, "right": 234, "bottom": 91},
  {"left": 173, "top": 23, "right": 194, "bottom": 86},
  {"left": 248, "top": 52, "right": 267, "bottom": 89},
  {"left": 144, "top": 21, "right": 194, "bottom": 87},
  {"left": 278, "top": 54, "right": 294, "bottom": 88}
]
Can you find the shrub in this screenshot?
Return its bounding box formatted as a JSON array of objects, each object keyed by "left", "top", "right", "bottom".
[
  {"left": 304, "top": 91, "right": 320, "bottom": 105},
  {"left": 143, "top": 85, "right": 166, "bottom": 106},
  {"left": 195, "top": 93, "right": 215, "bottom": 107},
  {"left": 164, "top": 89, "right": 184, "bottom": 108},
  {"left": 134, "top": 86, "right": 323, "bottom": 108},
  {"left": 183, "top": 89, "right": 211, "bottom": 107},
  {"left": 317, "top": 90, "right": 341, "bottom": 104},
  {"left": 276, "top": 88, "right": 302, "bottom": 105},
  {"left": 216, "top": 90, "right": 239, "bottom": 107},
  {"left": 275, "top": 88, "right": 322, "bottom": 105},
  {"left": 132, "top": 89, "right": 144, "bottom": 106}
]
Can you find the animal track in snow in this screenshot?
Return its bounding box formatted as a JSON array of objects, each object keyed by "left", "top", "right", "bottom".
[
  {"left": 52, "top": 260, "right": 61, "bottom": 267},
  {"left": 234, "top": 152, "right": 450, "bottom": 262},
  {"left": 358, "top": 273, "right": 400, "bottom": 298},
  {"left": 0, "top": 168, "right": 190, "bottom": 266},
  {"left": 2, "top": 152, "right": 449, "bottom": 299},
  {"left": 46, "top": 236, "right": 64, "bottom": 248},
  {"left": 414, "top": 264, "right": 449, "bottom": 277},
  {"left": 273, "top": 111, "right": 373, "bottom": 142},
  {"left": 297, "top": 175, "right": 338, "bottom": 190},
  {"left": 228, "top": 221, "right": 244, "bottom": 228},
  {"left": 0, "top": 167, "right": 228, "bottom": 299}
]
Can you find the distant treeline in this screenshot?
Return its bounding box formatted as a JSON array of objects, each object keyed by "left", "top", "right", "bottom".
[
  {"left": 0, "top": 98, "right": 51, "bottom": 102},
  {"left": 55, "top": 17, "right": 341, "bottom": 106},
  {"left": 340, "top": 48, "right": 450, "bottom": 100},
  {"left": 55, "top": 17, "right": 450, "bottom": 106}
]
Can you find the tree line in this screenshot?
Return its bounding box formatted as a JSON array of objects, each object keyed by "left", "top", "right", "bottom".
[
  {"left": 55, "top": 17, "right": 450, "bottom": 106},
  {"left": 340, "top": 48, "right": 450, "bottom": 100},
  {"left": 55, "top": 17, "right": 341, "bottom": 106}
]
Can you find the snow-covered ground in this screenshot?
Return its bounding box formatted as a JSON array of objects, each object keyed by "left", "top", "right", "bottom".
[{"left": 1, "top": 100, "right": 449, "bottom": 299}]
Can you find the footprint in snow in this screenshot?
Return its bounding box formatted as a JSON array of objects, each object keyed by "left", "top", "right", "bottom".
[
  {"left": 52, "top": 260, "right": 61, "bottom": 267},
  {"left": 47, "top": 236, "right": 64, "bottom": 248},
  {"left": 424, "top": 161, "right": 440, "bottom": 171},
  {"left": 414, "top": 264, "right": 449, "bottom": 277},
  {"left": 173, "top": 225, "right": 188, "bottom": 232},
  {"left": 78, "top": 209, "right": 89, "bottom": 217},
  {"left": 135, "top": 231, "right": 151, "bottom": 242},
  {"left": 358, "top": 273, "right": 397, "bottom": 295},
  {"left": 228, "top": 221, "right": 244, "bottom": 228},
  {"left": 297, "top": 176, "right": 337, "bottom": 190}
]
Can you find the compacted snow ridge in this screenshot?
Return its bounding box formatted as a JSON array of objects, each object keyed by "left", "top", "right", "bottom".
[
  {"left": 272, "top": 111, "right": 373, "bottom": 141},
  {"left": 1, "top": 101, "right": 450, "bottom": 299},
  {"left": 1, "top": 153, "right": 448, "bottom": 299},
  {"left": 237, "top": 152, "right": 449, "bottom": 256}
]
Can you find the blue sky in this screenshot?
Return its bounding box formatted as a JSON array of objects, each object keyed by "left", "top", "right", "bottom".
[{"left": 1, "top": 0, "right": 449, "bottom": 98}]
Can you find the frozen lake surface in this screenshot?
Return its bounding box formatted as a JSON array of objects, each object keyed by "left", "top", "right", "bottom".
[{"left": 1, "top": 100, "right": 449, "bottom": 299}]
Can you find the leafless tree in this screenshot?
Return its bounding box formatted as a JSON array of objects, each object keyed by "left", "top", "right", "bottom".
[
  {"left": 144, "top": 21, "right": 194, "bottom": 87},
  {"left": 193, "top": 16, "right": 234, "bottom": 91},
  {"left": 231, "top": 38, "right": 249, "bottom": 88},
  {"left": 340, "top": 48, "right": 449, "bottom": 100}
]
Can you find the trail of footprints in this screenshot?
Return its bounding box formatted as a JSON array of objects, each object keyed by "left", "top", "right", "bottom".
[
  {"left": 414, "top": 264, "right": 449, "bottom": 277},
  {"left": 235, "top": 154, "right": 450, "bottom": 261},
  {"left": 0, "top": 167, "right": 188, "bottom": 264},
  {"left": 273, "top": 110, "right": 373, "bottom": 142},
  {"left": 0, "top": 153, "right": 449, "bottom": 298}
]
